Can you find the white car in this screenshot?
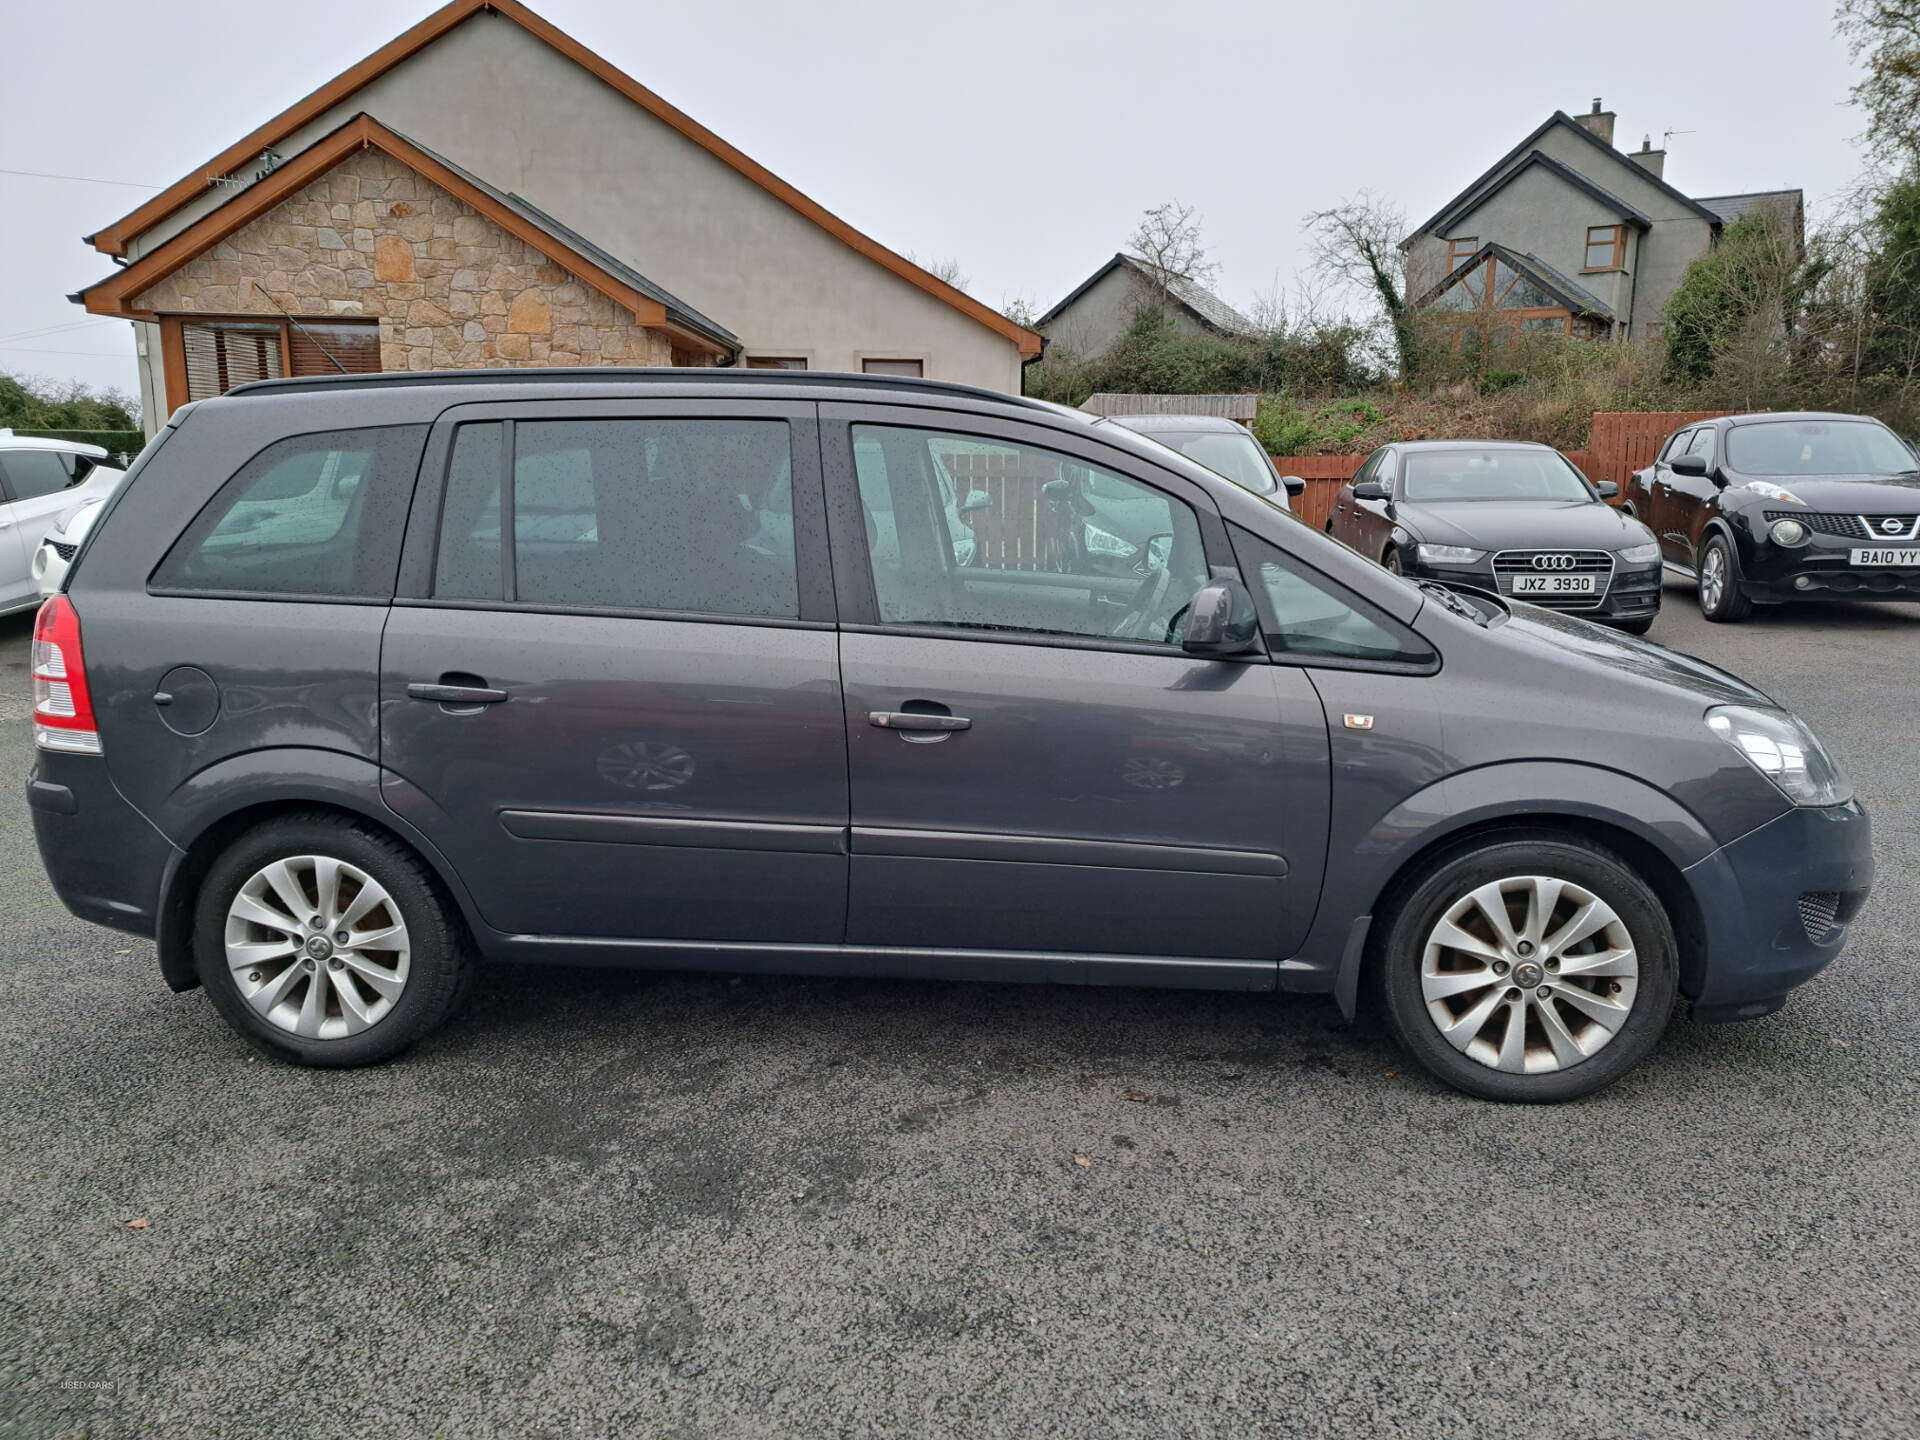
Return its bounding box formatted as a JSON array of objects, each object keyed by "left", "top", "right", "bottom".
[
  {"left": 33, "top": 495, "right": 112, "bottom": 597},
  {"left": 0, "top": 431, "right": 126, "bottom": 613}
]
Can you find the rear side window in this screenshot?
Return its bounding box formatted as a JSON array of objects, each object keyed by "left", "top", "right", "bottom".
[
  {"left": 1, "top": 450, "right": 83, "bottom": 501},
  {"left": 1230, "top": 527, "right": 1437, "bottom": 671},
  {"left": 432, "top": 418, "right": 798, "bottom": 618},
  {"left": 151, "top": 426, "right": 426, "bottom": 599}
]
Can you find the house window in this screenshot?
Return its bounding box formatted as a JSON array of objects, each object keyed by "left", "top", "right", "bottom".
[
  {"left": 862, "top": 359, "right": 923, "bottom": 377},
  {"left": 746, "top": 356, "right": 808, "bottom": 370},
  {"left": 178, "top": 318, "right": 380, "bottom": 403},
  {"left": 1447, "top": 237, "right": 1479, "bottom": 271},
  {"left": 1584, "top": 225, "right": 1625, "bottom": 270}
]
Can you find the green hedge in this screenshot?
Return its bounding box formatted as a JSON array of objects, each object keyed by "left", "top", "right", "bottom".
[{"left": 11, "top": 427, "right": 145, "bottom": 458}]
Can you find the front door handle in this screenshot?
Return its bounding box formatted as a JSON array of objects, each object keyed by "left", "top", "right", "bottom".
[
  {"left": 868, "top": 710, "right": 971, "bottom": 745},
  {"left": 408, "top": 682, "right": 507, "bottom": 705}
]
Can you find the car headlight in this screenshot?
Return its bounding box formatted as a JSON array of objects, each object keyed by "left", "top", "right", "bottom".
[
  {"left": 1769, "top": 518, "right": 1809, "bottom": 546},
  {"left": 1083, "top": 523, "right": 1137, "bottom": 559},
  {"left": 1617, "top": 540, "right": 1661, "bottom": 563},
  {"left": 1743, "top": 480, "right": 1808, "bottom": 505},
  {"left": 1706, "top": 704, "right": 1850, "bottom": 806},
  {"left": 952, "top": 536, "right": 977, "bottom": 567},
  {"left": 1416, "top": 543, "right": 1484, "bottom": 564}
]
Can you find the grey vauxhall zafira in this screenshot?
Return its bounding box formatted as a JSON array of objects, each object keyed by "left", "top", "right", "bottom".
[{"left": 27, "top": 371, "right": 1873, "bottom": 1101}]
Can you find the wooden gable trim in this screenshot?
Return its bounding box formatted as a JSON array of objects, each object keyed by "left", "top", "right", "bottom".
[
  {"left": 86, "top": 0, "right": 1042, "bottom": 358},
  {"left": 78, "top": 115, "right": 690, "bottom": 343}
]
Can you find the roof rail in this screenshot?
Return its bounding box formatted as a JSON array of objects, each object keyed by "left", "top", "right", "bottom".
[{"left": 223, "top": 366, "right": 1054, "bottom": 412}]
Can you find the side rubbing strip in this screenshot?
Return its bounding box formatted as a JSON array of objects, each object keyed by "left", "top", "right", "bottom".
[
  {"left": 501, "top": 810, "right": 846, "bottom": 854},
  {"left": 851, "top": 826, "right": 1287, "bottom": 877}
]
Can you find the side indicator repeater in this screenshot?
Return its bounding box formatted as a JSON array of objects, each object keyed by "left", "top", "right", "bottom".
[{"left": 1343, "top": 714, "right": 1375, "bottom": 730}]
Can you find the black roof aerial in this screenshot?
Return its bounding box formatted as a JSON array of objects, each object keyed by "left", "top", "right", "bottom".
[{"left": 221, "top": 365, "right": 1059, "bottom": 413}]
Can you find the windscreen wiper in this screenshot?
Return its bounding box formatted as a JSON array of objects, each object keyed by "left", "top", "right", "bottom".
[{"left": 1416, "top": 579, "right": 1493, "bottom": 626}]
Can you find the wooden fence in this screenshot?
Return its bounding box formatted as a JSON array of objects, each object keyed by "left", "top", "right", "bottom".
[{"left": 1269, "top": 409, "right": 1747, "bottom": 524}]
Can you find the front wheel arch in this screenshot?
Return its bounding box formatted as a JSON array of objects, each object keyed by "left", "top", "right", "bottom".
[{"left": 1330, "top": 797, "right": 1712, "bottom": 1019}]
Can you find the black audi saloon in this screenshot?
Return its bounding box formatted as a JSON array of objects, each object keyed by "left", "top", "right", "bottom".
[
  {"left": 1624, "top": 412, "right": 1920, "bottom": 622},
  {"left": 1327, "top": 440, "right": 1663, "bottom": 632}
]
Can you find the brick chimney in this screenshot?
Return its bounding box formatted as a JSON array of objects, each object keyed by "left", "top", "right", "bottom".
[
  {"left": 1629, "top": 134, "right": 1666, "bottom": 180},
  {"left": 1573, "top": 98, "right": 1616, "bottom": 148}
]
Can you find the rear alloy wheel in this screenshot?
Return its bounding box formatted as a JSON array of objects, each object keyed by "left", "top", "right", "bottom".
[
  {"left": 1377, "top": 836, "right": 1678, "bottom": 1101},
  {"left": 195, "top": 814, "right": 469, "bottom": 1067},
  {"left": 1696, "top": 534, "right": 1752, "bottom": 623}
]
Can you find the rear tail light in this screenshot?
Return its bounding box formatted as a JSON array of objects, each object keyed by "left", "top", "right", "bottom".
[{"left": 32, "top": 596, "right": 102, "bottom": 754}]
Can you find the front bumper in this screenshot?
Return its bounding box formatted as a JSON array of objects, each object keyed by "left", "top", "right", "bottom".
[
  {"left": 1736, "top": 527, "right": 1920, "bottom": 602},
  {"left": 1405, "top": 554, "right": 1663, "bottom": 623},
  {"left": 1682, "top": 798, "right": 1873, "bottom": 1014}
]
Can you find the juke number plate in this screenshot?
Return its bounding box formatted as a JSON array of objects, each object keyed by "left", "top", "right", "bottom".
[{"left": 1851, "top": 547, "right": 1920, "bottom": 566}]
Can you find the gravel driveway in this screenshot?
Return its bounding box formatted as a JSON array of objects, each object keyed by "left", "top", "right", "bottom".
[{"left": 3, "top": 586, "right": 1917, "bottom": 1440}]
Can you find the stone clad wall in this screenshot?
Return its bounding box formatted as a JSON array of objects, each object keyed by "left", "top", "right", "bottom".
[{"left": 133, "top": 149, "right": 675, "bottom": 370}]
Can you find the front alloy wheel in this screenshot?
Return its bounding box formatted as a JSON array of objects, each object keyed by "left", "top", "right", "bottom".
[
  {"left": 1697, "top": 535, "right": 1753, "bottom": 622},
  {"left": 1377, "top": 835, "right": 1678, "bottom": 1101},
  {"left": 1420, "top": 876, "right": 1637, "bottom": 1074}
]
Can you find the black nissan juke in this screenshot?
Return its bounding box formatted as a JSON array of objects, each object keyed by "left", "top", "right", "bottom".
[
  {"left": 1327, "top": 440, "right": 1663, "bottom": 632},
  {"left": 1623, "top": 412, "right": 1920, "bottom": 623}
]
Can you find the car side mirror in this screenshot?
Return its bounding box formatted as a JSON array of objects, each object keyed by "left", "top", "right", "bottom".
[
  {"left": 1595, "top": 479, "right": 1619, "bottom": 499},
  {"left": 960, "top": 489, "right": 991, "bottom": 514},
  {"left": 1669, "top": 454, "right": 1709, "bottom": 477},
  {"left": 1180, "top": 579, "right": 1262, "bottom": 657},
  {"left": 1042, "top": 477, "right": 1095, "bottom": 517},
  {"left": 1281, "top": 475, "right": 1306, "bottom": 497},
  {"left": 1351, "top": 480, "right": 1389, "bottom": 501}
]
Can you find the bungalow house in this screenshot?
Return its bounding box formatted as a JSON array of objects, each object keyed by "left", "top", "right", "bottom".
[
  {"left": 75, "top": 0, "right": 1040, "bottom": 435},
  {"left": 1401, "top": 100, "right": 1802, "bottom": 345},
  {"left": 1036, "top": 253, "right": 1262, "bottom": 361}
]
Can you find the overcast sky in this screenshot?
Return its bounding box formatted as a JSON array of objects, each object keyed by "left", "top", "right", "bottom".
[{"left": 0, "top": 0, "right": 1866, "bottom": 410}]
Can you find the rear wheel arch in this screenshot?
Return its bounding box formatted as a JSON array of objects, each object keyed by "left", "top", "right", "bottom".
[{"left": 156, "top": 795, "right": 480, "bottom": 993}]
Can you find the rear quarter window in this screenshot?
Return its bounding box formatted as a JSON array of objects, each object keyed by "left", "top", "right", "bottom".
[{"left": 150, "top": 426, "right": 427, "bottom": 600}]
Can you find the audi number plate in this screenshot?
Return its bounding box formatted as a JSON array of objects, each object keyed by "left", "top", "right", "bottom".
[
  {"left": 1850, "top": 547, "right": 1920, "bottom": 567},
  {"left": 1510, "top": 574, "right": 1598, "bottom": 595}
]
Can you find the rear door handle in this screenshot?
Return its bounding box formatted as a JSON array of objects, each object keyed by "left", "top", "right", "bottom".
[{"left": 408, "top": 682, "right": 507, "bottom": 705}]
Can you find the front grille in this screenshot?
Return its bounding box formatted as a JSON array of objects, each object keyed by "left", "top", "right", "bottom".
[
  {"left": 1858, "top": 513, "right": 1920, "bottom": 541},
  {"left": 1798, "top": 891, "right": 1840, "bottom": 944},
  {"left": 1767, "top": 510, "right": 1863, "bottom": 538},
  {"left": 1490, "top": 549, "right": 1615, "bottom": 610},
  {"left": 50, "top": 542, "right": 76, "bottom": 561}
]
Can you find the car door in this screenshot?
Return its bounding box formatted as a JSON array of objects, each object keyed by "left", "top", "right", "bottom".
[
  {"left": 1329, "top": 449, "right": 1381, "bottom": 545},
  {"left": 1645, "top": 428, "right": 1696, "bottom": 563},
  {"left": 379, "top": 398, "right": 849, "bottom": 947},
  {"left": 0, "top": 450, "right": 85, "bottom": 609},
  {"left": 823, "top": 405, "right": 1330, "bottom": 973},
  {"left": 1665, "top": 426, "right": 1721, "bottom": 564}
]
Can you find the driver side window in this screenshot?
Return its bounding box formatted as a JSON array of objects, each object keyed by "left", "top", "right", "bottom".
[{"left": 851, "top": 423, "right": 1207, "bottom": 646}]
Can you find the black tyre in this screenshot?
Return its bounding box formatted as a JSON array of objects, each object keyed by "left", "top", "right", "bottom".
[
  {"left": 1696, "top": 534, "right": 1752, "bottom": 623},
  {"left": 1613, "top": 617, "right": 1655, "bottom": 636},
  {"left": 1375, "top": 834, "right": 1678, "bottom": 1102},
  {"left": 1384, "top": 548, "right": 1404, "bottom": 575},
  {"left": 193, "top": 812, "right": 469, "bottom": 1067}
]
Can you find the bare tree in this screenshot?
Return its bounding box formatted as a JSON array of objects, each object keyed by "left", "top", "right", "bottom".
[
  {"left": 1304, "top": 192, "right": 1416, "bottom": 377},
  {"left": 1127, "top": 200, "right": 1219, "bottom": 294},
  {"left": 907, "top": 253, "right": 970, "bottom": 293},
  {"left": 1837, "top": 0, "right": 1920, "bottom": 170}
]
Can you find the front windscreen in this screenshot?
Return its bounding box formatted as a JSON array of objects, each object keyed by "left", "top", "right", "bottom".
[
  {"left": 1401, "top": 449, "right": 1593, "bottom": 502},
  {"left": 1725, "top": 420, "right": 1917, "bottom": 477},
  {"left": 1159, "top": 431, "right": 1275, "bottom": 494}
]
